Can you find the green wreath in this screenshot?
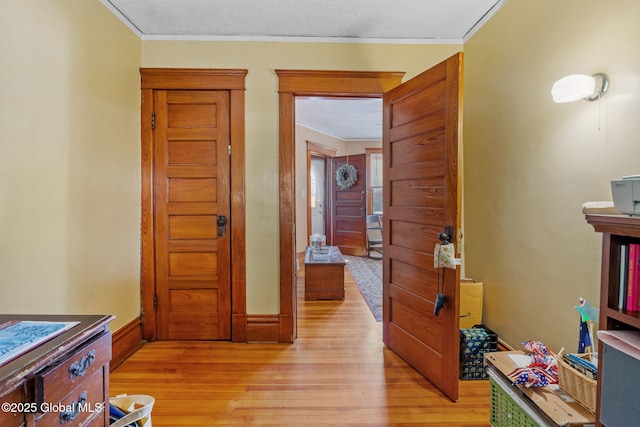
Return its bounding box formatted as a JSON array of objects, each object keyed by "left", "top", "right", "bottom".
[{"left": 335, "top": 164, "right": 358, "bottom": 190}]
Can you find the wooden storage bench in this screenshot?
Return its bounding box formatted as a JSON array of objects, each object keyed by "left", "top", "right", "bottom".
[{"left": 304, "top": 246, "right": 346, "bottom": 300}]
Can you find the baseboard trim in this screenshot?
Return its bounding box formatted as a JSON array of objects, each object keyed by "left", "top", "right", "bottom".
[
  {"left": 112, "top": 314, "right": 286, "bottom": 348},
  {"left": 110, "top": 317, "right": 144, "bottom": 370},
  {"left": 247, "top": 314, "right": 280, "bottom": 343}
]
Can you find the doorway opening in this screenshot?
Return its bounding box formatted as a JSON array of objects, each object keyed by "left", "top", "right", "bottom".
[
  {"left": 309, "top": 156, "right": 327, "bottom": 236},
  {"left": 305, "top": 141, "right": 336, "bottom": 251},
  {"left": 276, "top": 70, "right": 405, "bottom": 342}
]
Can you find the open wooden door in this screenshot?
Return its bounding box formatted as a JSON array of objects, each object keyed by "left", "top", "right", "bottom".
[
  {"left": 330, "top": 154, "right": 367, "bottom": 256},
  {"left": 382, "top": 52, "right": 463, "bottom": 401}
]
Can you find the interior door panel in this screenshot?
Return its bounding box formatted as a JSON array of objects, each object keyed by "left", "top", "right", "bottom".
[{"left": 383, "top": 52, "right": 463, "bottom": 401}]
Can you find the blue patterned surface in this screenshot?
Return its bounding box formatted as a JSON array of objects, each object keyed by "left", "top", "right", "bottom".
[{"left": 0, "top": 321, "right": 78, "bottom": 365}]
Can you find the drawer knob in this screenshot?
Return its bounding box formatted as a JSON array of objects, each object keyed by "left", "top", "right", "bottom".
[
  {"left": 59, "top": 391, "right": 87, "bottom": 424},
  {"left": 68, "top": 349, "right": 96, "bottom": 378}
]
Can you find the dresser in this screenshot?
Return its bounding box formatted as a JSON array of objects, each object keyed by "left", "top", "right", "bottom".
[{"left": 0, "top": 314, "right": 113, "bottom": 427}]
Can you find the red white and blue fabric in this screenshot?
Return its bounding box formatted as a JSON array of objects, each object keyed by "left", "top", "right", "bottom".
[{"left": 507, "top": 340, "right": 559, "bottom": 387}]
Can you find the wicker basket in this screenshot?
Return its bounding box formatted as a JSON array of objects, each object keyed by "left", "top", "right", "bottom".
[{"left": 557, "top": 354, "right": 597, "bottom": 414}]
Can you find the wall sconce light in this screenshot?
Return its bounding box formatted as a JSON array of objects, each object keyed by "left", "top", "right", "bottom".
[{"left": 551, "top": 73, "right": 609, "bottom": 103}]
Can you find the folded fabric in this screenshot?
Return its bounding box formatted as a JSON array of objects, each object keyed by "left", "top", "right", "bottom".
[
  {"left": 508, "top": 366, "right": 557, "bottom": 387},
  {"left": 582, "top": 201, "right": 620, "bottom": 215},
  {"left": 507, "top": 340, "right": 559, "bottom": 387}
]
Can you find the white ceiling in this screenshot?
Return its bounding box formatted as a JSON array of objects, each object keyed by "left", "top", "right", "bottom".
[
  {"left": 296, "top": 98, "right": 383, "bottom": 141},
  {"left": 100, "top": 0, "right": 507, "bottom": 140},
  {"left": 102, "top": 0, "right": 505, "bottom": 43}
]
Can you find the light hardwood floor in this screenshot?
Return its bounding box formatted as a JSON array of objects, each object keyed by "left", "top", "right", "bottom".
[{"left": 110, "top": 262, "right": 491, "bottom": 426}]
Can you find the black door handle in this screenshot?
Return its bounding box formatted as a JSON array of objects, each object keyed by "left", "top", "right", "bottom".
[{"left": 217, "top": 215, "right": 227, "bottom": 237}]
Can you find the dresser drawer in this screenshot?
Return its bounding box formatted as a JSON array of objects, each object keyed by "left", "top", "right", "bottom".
[
  {"left": 0, "top": 382, "right": 27, "bottom": 427},
  {"left": 35, "top": 369, "right": 105, "bottom": 427},
  {"left": 83, "top": 409, "right": 107, "bottom": 427},
  {"left": 36, "top": 332, "right": 111, "bottom": 408}
]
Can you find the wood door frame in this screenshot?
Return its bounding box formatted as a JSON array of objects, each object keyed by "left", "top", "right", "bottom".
[
  {"left": 140, "top": 68, "right": 248, "bottom": 343},
  {"left": 306, "top": 141, "right": 336, "bottom": 248},
  {"left": 276, "top": 70, "right": 405, "bottom": 342}
]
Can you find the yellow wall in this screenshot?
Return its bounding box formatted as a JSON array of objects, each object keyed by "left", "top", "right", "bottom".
[
  {"left": 464, "top": 0, "right": 640, "bottom": 351},
  {"left": 0, "top": 1, "right": 142, "bottom": 331},
  {"left": 141, "top": 41, "right": 461, "bottom": 313}
]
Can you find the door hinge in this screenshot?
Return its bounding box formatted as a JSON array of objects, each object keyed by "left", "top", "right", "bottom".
[
  {"left": 153, "top": 294, "right": 158, "bottom": 311},
  {"left": 151, "top": 113, "right": 156, "bottom": 130},
  {"left": 228, "top": 145, "right": 231, "bottom": 156}
]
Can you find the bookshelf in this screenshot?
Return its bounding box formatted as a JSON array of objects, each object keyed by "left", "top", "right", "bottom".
[{"left": 586, "top": 214, "right": 640, "bottom": 426}]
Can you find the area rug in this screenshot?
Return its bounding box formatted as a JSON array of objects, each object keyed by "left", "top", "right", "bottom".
[{"left": 344, "top": 255, "right": 382, "bottom": 321}]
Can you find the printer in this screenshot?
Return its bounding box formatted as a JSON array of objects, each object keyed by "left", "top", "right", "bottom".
[{"left": 611, "top": 174, "right": 640, "bottom": 215}]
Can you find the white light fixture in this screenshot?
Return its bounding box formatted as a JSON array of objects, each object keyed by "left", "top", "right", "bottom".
[{"left": 551, "top": 73, "right": 609, "bottom": 103}]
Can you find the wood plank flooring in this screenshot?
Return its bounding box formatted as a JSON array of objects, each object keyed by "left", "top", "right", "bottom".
[{"left": 110, "top": 260, "right": 491, "bottom": 426}]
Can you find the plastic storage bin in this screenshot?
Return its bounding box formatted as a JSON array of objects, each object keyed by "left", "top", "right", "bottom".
[{"left": 459, "top": 324, "right": 498, "bottom": 379}]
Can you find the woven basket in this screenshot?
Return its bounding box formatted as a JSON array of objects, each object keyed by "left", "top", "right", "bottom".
[{"left": 557, "top": 354, "right": 597, "bottom": 414}]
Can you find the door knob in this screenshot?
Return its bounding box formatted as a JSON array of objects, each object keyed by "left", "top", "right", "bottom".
[{"left": 217, "top": 215, "right": 228, "bottom": 237}]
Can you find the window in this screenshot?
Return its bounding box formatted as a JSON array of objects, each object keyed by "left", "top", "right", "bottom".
[{"left": 367, "top": 150, "right": 383, "bottom": 215}]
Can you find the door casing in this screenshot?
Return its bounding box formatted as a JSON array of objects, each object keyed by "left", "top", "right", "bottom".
[
  {"left": 140, "top": 68, "right": 248, "bottom": 342},
  {"left": 276, "top": 70, "right": 405, "bottom": 342}
]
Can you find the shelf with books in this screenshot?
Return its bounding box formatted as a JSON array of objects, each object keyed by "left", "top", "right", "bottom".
[
  {"left": 612, "top": 240, "right": 640, "bottom": 312},
  {"left": 586, "top": 214, "right": 640, "bottom": 427}
]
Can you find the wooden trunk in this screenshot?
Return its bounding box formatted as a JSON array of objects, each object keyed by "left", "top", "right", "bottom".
[{"left": 304, "top": 246, "right": 346, "bottom": 300}]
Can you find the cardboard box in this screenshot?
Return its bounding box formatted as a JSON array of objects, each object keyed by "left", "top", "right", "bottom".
[{"left": 460, "top": 280, "right": 483, "bottom": 329}]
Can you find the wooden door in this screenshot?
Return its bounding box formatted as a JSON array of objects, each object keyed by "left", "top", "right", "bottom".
[
  {"left": 330, "top": 154, "right": 367, "bottom": 256},
  {"left": 154, "top": 89, "right": 231, "bottom": 340},
  {"left": 382, "top": 52, "right": 463, "bottom": 401}
]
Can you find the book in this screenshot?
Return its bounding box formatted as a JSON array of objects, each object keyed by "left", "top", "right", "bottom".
[
  {"left": 563, "top": 354, "right": 598, "bottom": 380},
  {"left": 0, "top": 321, "right": 79, "bottom": 367},
  {"left": 627, "top": 243, "right": 640, "bottom": 312},
  {"left": 620, "top": 244, "right": 628, "bottom": 309}
]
